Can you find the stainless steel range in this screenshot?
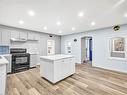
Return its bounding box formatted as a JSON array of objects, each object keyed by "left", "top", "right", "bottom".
[{"left": 10, "top": 48, "right": 30, "bottom": 73}]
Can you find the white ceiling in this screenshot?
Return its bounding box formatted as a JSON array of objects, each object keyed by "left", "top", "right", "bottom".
[{"left": 0, "top": 0, "right": 127, "bottom": 35}]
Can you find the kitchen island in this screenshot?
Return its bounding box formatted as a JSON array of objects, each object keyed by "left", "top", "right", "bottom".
[
  {"left": 0, "top": 56, "right": 9, "bottom": 95},
  {"left": 40, "top": 54, "right": 75, "bottom": 83}
]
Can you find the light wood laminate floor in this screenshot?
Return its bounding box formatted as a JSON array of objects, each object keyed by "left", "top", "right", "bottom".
[{"left": 6, "top": 64, "right": 127, "bottom": 95}]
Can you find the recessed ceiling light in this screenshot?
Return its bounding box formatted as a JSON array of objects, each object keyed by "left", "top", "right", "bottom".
[
  {"left": 72, "top": 27, "right": 76, "bottom": 31},
  {"left": 91, "top": 22, "right": 96, "bottom": 26},
  {"left": 124, "top": 13, "right": 127, "bottom": 17},
  {"left": 43, "top": 26, "right": 47, "bottom": 30},
  {"left": 28, "top": 10, "right": 35, "bottom": 16},
  {"left": 59, "top": 30, "right": 62, "bottom": 33},
  {"left": 78, "top": 12, "right": 84, "bottom": 17},
  {"left": 56, "top": 21, "right": 61, "bottom": 26},
  {"left": 19, "top": 20, "right": 24, "bottom": 25}
]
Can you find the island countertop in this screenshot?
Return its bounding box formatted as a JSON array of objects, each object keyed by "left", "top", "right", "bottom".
[{"left": 40, "top": 54, "right": 74, "bottom": 61}]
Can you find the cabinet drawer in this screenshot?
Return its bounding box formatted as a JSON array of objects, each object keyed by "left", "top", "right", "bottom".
[{"left": 0, "top": 65, "right": 6, "bottom": 77}]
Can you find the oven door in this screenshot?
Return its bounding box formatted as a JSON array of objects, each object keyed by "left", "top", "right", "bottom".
[
  {"left": 12, "top": 54, "right": 30, "bottom": 73},
  {"left": 15, "top": 57, "right": 28, "bottom": 64}
]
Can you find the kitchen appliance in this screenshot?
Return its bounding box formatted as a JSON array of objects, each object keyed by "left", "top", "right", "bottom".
[{"left": 10, "top": 48, "right": 30, "bottom": 73}]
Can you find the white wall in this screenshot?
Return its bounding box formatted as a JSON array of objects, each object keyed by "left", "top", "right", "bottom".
[{"left": 61, "top": 24, "right": 127, "bottom": 73}]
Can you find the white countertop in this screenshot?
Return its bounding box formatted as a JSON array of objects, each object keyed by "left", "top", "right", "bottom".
[
  {"left": 0, "top": 56, "right": 9, "bottom": 66},
  {"left": 40, "top": 54, "right": 74, "bottom": 61}
]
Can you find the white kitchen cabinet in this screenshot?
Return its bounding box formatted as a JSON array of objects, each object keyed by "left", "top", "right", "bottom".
[
  {"left": 30, "top": 54, "right": 38, "bottom": 68},
  {"left": 33, "top": 33, "right": 39, "bottom": 40},
  {"left": 19, "top": 31, "right": 27, "bottom": 40},
  {"left": 3, "top": 54, "right": 12, "bottom": 73},
  {"left": 1, "top": 30, "right": 11, "bottom": 45},
  {"left": 0, "top": 31, "right": 2, "bottom": 44},
  {"left": 0, "top": 56, "right": 8, "bottom": 95},
  {"left": 27, "top": 32, "right": 36, "bottom": 40},
  {"left": 40, "top": 54, "right": 75, "bottom": 84},
  {"left": 0, "top": 65, "right": 6, "bottom": 95},
  {"left": 11, "top": 31, "right": 20, "bottom": 38},
  {"left": 0, "top": 29, "right": 10, "bottom": 45},
  {"left": 11, "top": 31, "right": 27, "bottom": 40}
]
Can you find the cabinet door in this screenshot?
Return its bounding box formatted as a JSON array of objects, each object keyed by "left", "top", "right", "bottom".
[
  {"left": 19, "top": 31, "right": 27, "bottom": 39},
  {"left": 11, "top": 31, "right": 20, "bottom": 38},
  {"left": 0, "top": 31, "right": 2, "bottom": 44},
  {"left": 69, "top": 57, "right": 75, "bottom": 74},
  {"left": 0, "top": 65, "right": 6, "bottom": 95},
  {"left": 34, "top": 33, "right": 39, "bottom": 40},
  {"left": 30, "top": 54, "right": 37, "bottom": 67},
  {"left": 54, "top": 60, "right": 62, "bottom": 82},
  {"left": 28, "top": 32, "right": 32, "bottom": 39},
  {"left": 63, "top": 58, "right": 70, "bottom": 76},
  {"left": 1, "top": 30, "right": 11, "bottom": 45},
  {"left": 40, "top": 60, "right": 54, "bottom": 82}
]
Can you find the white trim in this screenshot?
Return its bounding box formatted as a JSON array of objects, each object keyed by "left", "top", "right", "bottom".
[{"left": 108, "top": 57, "right": 127, "bottom": 61}]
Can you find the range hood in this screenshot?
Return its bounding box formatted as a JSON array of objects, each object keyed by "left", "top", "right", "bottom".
[{"left": 10, "top": 38, "right": 27, "bottom": 42}]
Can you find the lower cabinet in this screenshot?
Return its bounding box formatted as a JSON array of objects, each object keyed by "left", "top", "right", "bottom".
[
  {"left": 2, "top": 54, "right": 12, "bottom": 73},
  {"left": 30, "top": 54, "right": 38, "bottom": 68},
  {"left": 54, "top": 58, "right": 75, "bottom": 81},
  {"left": 0, "top": 64, "right": 6, "bottom": 95},
  {"left": 40, "top": 57, "right": 75, "bottom": 84}
]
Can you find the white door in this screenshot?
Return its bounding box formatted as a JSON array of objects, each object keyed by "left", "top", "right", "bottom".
[{"left": 47, "top": 40, "right": 55, "bottom": 55}]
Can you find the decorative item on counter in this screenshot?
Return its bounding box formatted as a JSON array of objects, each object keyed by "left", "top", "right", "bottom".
[{"left": 113, "top": 25, "right": 120, "bottom": 31}]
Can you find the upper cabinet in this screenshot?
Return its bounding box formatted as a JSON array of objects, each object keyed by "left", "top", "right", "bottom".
[
  {"left": 10, "top": 31, "right": 27, "bottom": 42},
  {"left": 0, "top": 28, "right": 10, "bottom": 45},
  {"left": 11, "top": 31, "right": 27, "bottom": 40},
  {"left": 27, "top": 32, "right": 39, "bottom": 41},
  {"left": 11, "top": 31, "right": 20, "bottom": 38},
  {"left": 19, "top": 31, "right": 27, "bottom": 40}
]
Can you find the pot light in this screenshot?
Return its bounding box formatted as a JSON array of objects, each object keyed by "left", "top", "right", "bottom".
[
  {"left": 91, "top": 22, "right": 96, "bottom": 26},
  {"left": 59, "top": 30, "right": 62, "bottom": 33},
  {"left": 78, "top": 12, "right": 84, "bottom": 17},
  {"left": 72, "top": 27, "right": 76, "bottom": 31},
  {"left": 124, "top": 13, "right": 127, "bottom": 17},
  {"left": 43, "top": 26, "right": 47, "bottom": 30},
  {"left": 56, "top": 21, "right": 61, "bottom": 26},
  {"left": 28, "top": 10, "right": 35, "bottom": 16},
  {"left": 19, "top": 20, "right": 24, "bottom": 25}
]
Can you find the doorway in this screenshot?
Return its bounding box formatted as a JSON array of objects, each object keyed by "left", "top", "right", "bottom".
[{"left": 81, "top": 37, "right": 93, "bottom": 64}]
